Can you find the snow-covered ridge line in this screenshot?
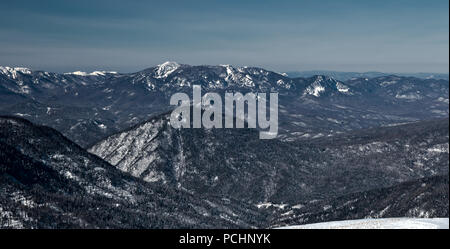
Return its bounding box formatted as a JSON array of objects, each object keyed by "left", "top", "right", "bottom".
[
  {"left": 0, "top": 66, "right": 32, "bottom": 79},
  {"left": 0, "top": 65, "right": 121, "bottom": 78},
  {"left": 64, "top": 71, "right": 118, "bottom": 76}
]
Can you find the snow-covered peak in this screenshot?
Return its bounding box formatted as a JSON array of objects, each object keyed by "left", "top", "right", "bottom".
[
  {"left": 304, "top": 76, "right": 325, "bottom": 97},
  {"left": 64, "top": 71, "right": 118, "bottom": 76},
  {"left": 0, "top": 66, "right": 32, "bottom": 79},
  {"left": 155, "top": 61, "right": 180, "bottom": 78},
  {"left": 303, "top": 76, "right": 353, "bottom": 97},
  {"left": 65, "top": 71, "right": 89, "bottom": 76}
]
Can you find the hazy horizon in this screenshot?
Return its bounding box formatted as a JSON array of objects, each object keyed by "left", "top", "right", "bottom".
[
  {"left": 1, "top": 0, "right": 448, "bottom": 73},
  {"left": 1, "top": 62, "right": 449, "bottom": 75}
]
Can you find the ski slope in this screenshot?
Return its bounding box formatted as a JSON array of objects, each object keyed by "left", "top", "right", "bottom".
[{"left": 278, "top": 218, "right": 449, "bottom": 229}]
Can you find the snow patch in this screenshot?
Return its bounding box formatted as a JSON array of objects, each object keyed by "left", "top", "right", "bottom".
[
  {"left": 380, "top": 80, "right": 397, "bottom": 87},
  {"left": 256, "top": 203, "right": 287, "bottom": 209},
  {"left": 336, "top": 82, "right": 351, "bottom": 94},
  {"left": 395, "top": 93, "right": 422, "bottom": 100},
  {"left": 277, "top": 218, "right": 449, "bottom": 229},
  {"left": 437, "top": 97, "right": 449, "bottom": 104}
]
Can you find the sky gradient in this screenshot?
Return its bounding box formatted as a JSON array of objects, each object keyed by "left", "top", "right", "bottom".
[{"left": 0, "top": 0, "right": 448, "bottom": 73}]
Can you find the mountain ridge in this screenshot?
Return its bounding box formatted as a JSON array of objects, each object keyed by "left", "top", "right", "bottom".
[
  {"left": 88, "top": 110, "right": 449, "bottom": 204},
  {"left": 0, "top": 115, "right": 267, "bottom": 228},
  {"left": 1, "top": 63, "right": 448, "bottom": 147}
]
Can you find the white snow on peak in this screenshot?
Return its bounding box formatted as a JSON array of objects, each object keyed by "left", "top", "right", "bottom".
[
  {"left": 0, "top": 66, "right": 32, "bottom": 79},
  {"left": 304, "top": 77, "right": 352, "bottom": 97},
  {"left": 221, "top": 64, "right": 256, "bottom": 87},
  {"left": 66, "top": 71, "right": 89, "bottom": 76},
  {"left": 155, "top": 61, "right": 180, "bottom": 78},
  {"left": 223, "top": 64, "right": 234, "bottom": 72},
  {"left": 224, "top": 64, "right": 237, "bottom": 78},
  {"left": 90, "top": 71, "right": 118, "bottom": 76},
  {"left": 304, "top": 77, "right": 325, "bottom": 97},
  {"left": 64, "top": 71, "right": 118, "bottom": 76}
]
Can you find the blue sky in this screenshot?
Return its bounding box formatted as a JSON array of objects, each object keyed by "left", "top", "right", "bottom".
[{"left": 0, "top": 0, "right": 448, "bottom": 73}]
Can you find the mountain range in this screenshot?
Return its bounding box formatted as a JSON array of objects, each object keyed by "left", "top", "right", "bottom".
[
  {"left": 1, "top": 63, "right": 448, "bottom": 147},
  {"left": 0, "top": 62, "right": 448, "bottom": 228},
  {"left": 285, "top": 70, "right": 449, "bottom": 81}
]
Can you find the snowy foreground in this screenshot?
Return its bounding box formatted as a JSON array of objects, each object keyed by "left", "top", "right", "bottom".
[{"left": 277, "top": 218, "right": 449, "bottom": 229}]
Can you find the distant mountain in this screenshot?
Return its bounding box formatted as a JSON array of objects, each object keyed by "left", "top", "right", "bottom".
[
  {"left": 1, "top": 63, "right": 448, "bottom": 147},
  {"left": 270, "top": 175, "right": 449, "bottom": 228},
  {"left": 89, "top": 109, "right": 449, "bottom": 204},
  {"left": 285, "top": 70, "right": 449, "bottom": 81},
  {"left": 0, "top": 116, "right": 266, "bottom": 228}
]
